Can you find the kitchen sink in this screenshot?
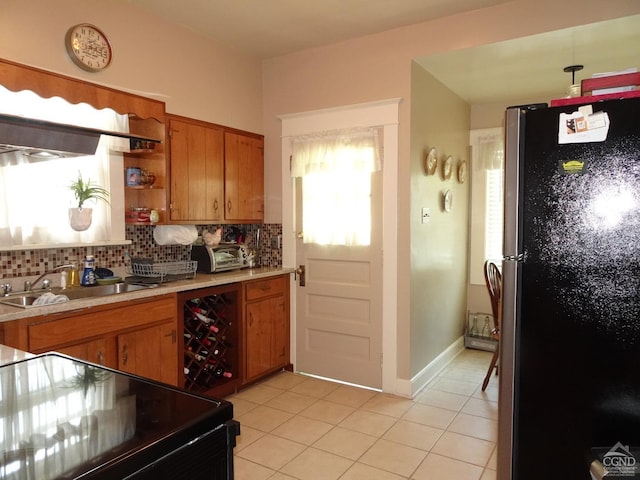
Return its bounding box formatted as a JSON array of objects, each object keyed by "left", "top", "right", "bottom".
[{"left": 0, "top": 283, "right": 155, "bottom": 308}]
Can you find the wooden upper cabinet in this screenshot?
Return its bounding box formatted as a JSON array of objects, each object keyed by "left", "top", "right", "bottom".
[
  {"left": 167, "top": 115, "right": 264, "bottom": 224},
  {"left": 168, "top": 116, "right": 224, "bottom": 222},
  {"left": 224, "top": 131, "right": 264, "bottom": 222}
]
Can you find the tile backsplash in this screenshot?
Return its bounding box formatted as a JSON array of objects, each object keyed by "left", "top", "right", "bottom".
[{"left": 0, "top": 223, "right": 282, "bottom": 279}]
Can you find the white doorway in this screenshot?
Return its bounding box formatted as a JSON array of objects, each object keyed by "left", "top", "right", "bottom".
[{"left": 280, "top": 99, "right": 401, "bottom": 394}]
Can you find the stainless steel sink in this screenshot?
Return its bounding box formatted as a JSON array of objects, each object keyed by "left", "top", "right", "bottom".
[{"left": 0, "top": 283, "right": 154, "bottom": 308}]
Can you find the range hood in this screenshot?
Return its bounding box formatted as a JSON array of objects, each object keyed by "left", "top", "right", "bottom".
[{"left": 0, "top": 113, "right": 160, "bottom": 161}]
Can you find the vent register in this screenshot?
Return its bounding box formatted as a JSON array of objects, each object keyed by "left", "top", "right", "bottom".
[{"left": 0, "top": 113, "right": 160, "bottom": 162}]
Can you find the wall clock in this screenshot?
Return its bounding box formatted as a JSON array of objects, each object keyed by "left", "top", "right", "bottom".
[{"left": 65, "top": 24, "right": 112, "bottom": 72}]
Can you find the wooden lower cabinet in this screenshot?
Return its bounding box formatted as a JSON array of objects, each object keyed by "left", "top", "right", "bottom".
[
  {"left": 117, "top": 321, "right": 177, "bottom": 385},
  {"left": 1, "top": 276, "right": 293, "bottom": 392},
  {"left": 243, "top": 275, "right": 290, "bottom": 385},
  {"left": 8, "top": 294, "right": 179, "bottom": 386},
  {"left": 57, "top": 338, "right": 109, "bottom": 368}
]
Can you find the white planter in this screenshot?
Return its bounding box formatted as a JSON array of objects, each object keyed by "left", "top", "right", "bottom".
[{"left": 69, "top": 207, "right": 93, "bottom": 231}]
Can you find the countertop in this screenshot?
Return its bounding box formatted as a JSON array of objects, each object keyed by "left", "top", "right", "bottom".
[
  {"left": 0, "top": 266, "right": 293, "bottom": 323},
  {"left": 0, "top": 343, "right": 33, "bottom": 364}
]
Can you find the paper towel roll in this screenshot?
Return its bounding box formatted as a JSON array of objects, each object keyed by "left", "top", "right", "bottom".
[{"left": 153, "top": 225, "right": 198, "bottom": 245}]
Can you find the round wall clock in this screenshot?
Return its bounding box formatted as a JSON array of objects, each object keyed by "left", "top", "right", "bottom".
[
  {"left": 65, "top": 24, "right": 113, "bottom": 72},
  {"left": 425, "top": 147, "right": 438, "bottom": 175}
]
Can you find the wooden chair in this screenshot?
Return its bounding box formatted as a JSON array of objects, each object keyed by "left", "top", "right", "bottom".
[{"left": 482, "top": 260, "right": 502, "bottom": 391}]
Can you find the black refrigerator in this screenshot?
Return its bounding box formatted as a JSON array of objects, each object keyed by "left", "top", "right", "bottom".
[{"left": 499, "top": 96, "right": 640, "bottom": 480}]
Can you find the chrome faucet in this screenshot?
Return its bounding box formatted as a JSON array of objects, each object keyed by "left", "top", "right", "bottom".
[
  {"left": 0, "top": 283, "right": 12, "bottom": 296},
  {"left": 25, "top": 264, "right": 75, "bottom": 292}
]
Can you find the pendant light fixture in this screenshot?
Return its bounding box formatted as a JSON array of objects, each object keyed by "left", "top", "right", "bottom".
[{"left": 563, "top": 64, "right": 584, "bottom": 97}]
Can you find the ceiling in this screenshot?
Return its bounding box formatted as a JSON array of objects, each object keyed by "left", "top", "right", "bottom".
[
  {"left": 128, "top": 0, "right": 640, "bottom": 105},
  {"left": 416, "top": 14, "right": 640, "bottom": 105},
  {"left": 127, "top": 0, "right": 512, "bottom": 58}
]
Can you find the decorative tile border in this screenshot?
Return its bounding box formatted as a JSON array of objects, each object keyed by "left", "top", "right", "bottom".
[{"left": 0, "top": 223, "right": 282, "bottom": 279}]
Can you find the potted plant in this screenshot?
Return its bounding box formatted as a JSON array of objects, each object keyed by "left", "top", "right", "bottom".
[{"left": 68, "top": 171, "right": 110, "bottom": 231}]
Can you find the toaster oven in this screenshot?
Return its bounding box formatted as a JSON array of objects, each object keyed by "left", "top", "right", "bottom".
[{"left": 191, "top": 244, "right": 249, "bottom": 273}]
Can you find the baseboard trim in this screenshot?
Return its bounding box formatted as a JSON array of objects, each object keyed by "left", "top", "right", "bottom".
[{"left": 407, "top": 336, "right": 466, "bottom": 398}]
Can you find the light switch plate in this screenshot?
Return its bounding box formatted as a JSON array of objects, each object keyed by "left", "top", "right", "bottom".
[
  {"left": 270, "top": 235, "right": 282, "bottom": 249},
  {"left": 421, "top": 207, "right": 430, "bottom": 224}
]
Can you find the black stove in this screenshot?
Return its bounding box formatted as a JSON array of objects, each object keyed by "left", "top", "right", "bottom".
[{"left": 0, "top": 353, "right": 238, "bottom": 479}]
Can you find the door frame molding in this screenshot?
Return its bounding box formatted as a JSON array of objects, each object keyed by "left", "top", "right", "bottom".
[{"left": 280, "top": 98, "right": 401, "bottom": 394}]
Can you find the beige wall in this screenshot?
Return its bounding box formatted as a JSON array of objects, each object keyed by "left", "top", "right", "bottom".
[
  {"left": 262, "top": 0, "right": 640, "bottom": 381},
  {"left": 410, "top": 64, "right": 470, "bottom": 376},
  {"left": 0, "top": 0, "right": 263, "bottom": 133}
]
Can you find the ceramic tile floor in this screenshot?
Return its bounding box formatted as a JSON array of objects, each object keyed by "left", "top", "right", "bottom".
[{"left": 226, "top": 348, "right": 498, "bottom": 480}]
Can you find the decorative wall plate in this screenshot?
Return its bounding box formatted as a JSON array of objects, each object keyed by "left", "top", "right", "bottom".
[
  {"left": 443, "top": 190, "right": 453, "bottom": 212},
  {"left": 425, "top": 147, "right": 438, "bottom": 175},
  {"left": 458, "top": 160, "right": 468, "bottom": 183},
  {"left": 443, "top": 155, "right": 453, "bottom": 180}
]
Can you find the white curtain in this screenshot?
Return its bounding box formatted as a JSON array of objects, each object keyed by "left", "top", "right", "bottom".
[
  {"left": 0, "top": 85, "right": 128, "bottom": 247},
  {"left": 476, "top": 131, "right": 504, "bottom": 171},
  {"left": 290, "top": 128, "right": 381, "bottom": 246}
]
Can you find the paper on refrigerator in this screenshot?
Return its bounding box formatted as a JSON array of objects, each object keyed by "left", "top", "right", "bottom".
[{"left": 558, "top": 105, "right": 610, "bottom": 144}]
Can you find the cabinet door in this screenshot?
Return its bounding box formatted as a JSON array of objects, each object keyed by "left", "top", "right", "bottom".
[
  {"left": 118, "top": 321, "right": 178, "bottom": 385},
  {"left": 224, "top": 131, "right": 264, "bottom": 221},
  {"left": 169, "top": 118, "right": 224, "bottom": 222},
  {"left": 245, "top": 296, "right": 287, "bottom": 381},
  {"left": 56, "top": 338, "right": 113, "bottom": 368}
]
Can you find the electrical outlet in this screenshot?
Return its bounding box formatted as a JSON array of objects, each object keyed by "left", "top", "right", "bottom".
[
  {"left": 270, "top": 235, "right": 282, "bottom": 249},
  {"left": 421, "top": 207, "right": 431, "bottom": 224}
]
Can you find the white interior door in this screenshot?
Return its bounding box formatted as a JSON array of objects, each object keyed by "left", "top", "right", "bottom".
[
  {"left": 294, "top": 171, "right": 382, "bottom": 388},
  {"left": 280, "top": 98, "right": 400, "bottom": 395}
]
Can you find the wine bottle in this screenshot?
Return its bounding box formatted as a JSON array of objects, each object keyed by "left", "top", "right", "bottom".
[
  {"left": 194, "top": 330, "right": 212, "bottom": 347},
  {"left": 193, "top": 310, "right": 221, "bottom": 333},
  {"left": 213, "top": 366, "right": 232, "bottom": 378},
  {"left": 185, "top": 350, "right": 206, "bottom": 362}
]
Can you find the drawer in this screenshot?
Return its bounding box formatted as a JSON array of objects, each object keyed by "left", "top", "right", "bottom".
[
  {"left": 28, "top": 295, "right": 175, "bottom": 351},
  {"left": 244, "top": 276, "right": 286, "bottom": 301}
]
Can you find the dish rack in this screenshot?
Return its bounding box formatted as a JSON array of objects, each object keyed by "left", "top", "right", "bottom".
[{"left": 126, "top": 260, "right": 198, "bottom": 283}]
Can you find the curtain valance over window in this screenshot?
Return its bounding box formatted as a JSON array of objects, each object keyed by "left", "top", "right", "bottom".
[
  {"left": 476, "top": 131, "right": 504, "bottom": 171},
  {"left": 290, "top": 127, "right": 382, "bottom": 177}
]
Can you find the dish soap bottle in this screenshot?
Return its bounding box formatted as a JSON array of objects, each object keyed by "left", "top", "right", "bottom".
[{"left": 81, "top": 255, "right": 96, "bottom": 286}]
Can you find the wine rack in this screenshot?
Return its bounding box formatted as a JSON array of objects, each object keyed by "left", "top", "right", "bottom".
[{"left": 179, "top": 285, "right": 240, "bottom": 396}]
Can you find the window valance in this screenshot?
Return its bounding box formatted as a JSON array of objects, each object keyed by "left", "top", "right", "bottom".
[{"left": 0, "top": 58, "right": 165, "bottom": 120}]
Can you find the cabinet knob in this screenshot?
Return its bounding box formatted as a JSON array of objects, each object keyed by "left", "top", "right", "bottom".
[{"left": 165, "top": 329, "right": 177, "bottom": 344}]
